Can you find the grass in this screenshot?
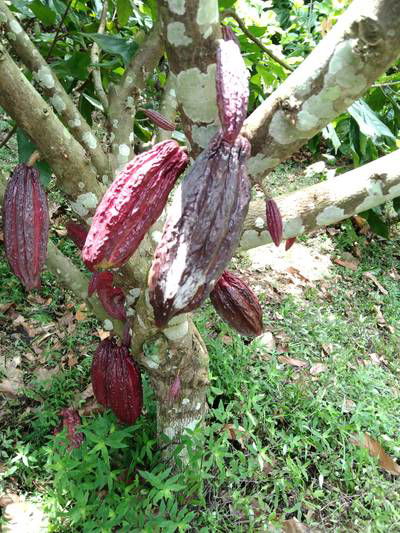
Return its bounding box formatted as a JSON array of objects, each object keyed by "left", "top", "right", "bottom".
[{"left": 0, "top": 143, "right": 399, "bottom": 531}]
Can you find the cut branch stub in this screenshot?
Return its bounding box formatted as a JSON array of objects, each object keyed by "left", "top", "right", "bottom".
[
  {"left": 210, "top": 271, "right": 263, "bottom": 337},
  {"left": 149, "top": 134, "right": 251, "bottom": 327},
  {"left": 82, "top": 140, "right": 188, "bottom": 271},
  {"left": 3, "top": 164, "right": 49, "bottom": 290},
  {"left": 216, "top": 38, "right": 249, "bottom": 144}
]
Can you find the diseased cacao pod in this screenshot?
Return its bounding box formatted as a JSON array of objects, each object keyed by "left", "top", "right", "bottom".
[
  {"left": 216, "top": 39, "right": 249, "bottom": 144},
  {"left": 149, "top": 135, "right": 251, "bottom": 327},
  {"left": 285, "top": 237, "right": 296, "bottom": 251},
  {"left": 83, "top": 140, "right": 188, "bottom": 271},
  {"left": 3, "top": 163, "right": 49, "bottom": 290},
  {"left": 91, "top": 338, "right": 142, "bottom": 425},
  {"left": 266, "top": 198, "right": 283, "bottom": 247},
  {"left": 142, "top": 109, "right": 175, "bottom": 131},
  {"left": 66, "top": 221, "right": 88, "bottom": 250},
  {"left": 210, "top": 271, "right": 263, "bottom": 337}
]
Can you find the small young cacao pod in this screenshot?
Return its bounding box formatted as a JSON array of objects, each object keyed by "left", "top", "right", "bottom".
[
  {"left": 3, "top": 163, "right": 49, "bottom": 290},
  {"left": 210, "top": 271, "right": 263, "bottom": 337},
  {"left": 82, "top": 140, "right": 188, "bottom": 271},
  {"left": 88, "top": 271, "right": 114, "bottom": 297},
  {"left": 266, "top": 198, "right": 283, "bottom": 247},
  {"left": 53, "top": 408, "right": 84, "bottom": 450},
  {"left": 285, "top": 237, "right": 297, "bottom": 251},
  {"left": 221, "top": 24, "right": 239, "bottom": 45},
  {"left": 149, "top": 135, "right": 251, "bottom": 327},
  {"left": 216, "top": 39, "right": 249, "bottom": 144},
  {"left": 66, "top": 221, "right": 88, "bottom": 250},
  {"left": 88, "top": 271, "right": 126, "bottom": 320},
  {"left": 91, "top": 338, "right": 143, "bottom": 425},
  {"left": 142, "top": 109, "right": 175, "bottom": 131}
]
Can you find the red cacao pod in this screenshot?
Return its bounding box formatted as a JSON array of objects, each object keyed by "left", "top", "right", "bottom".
[
  {"left": 210, "top": 271, "right": 263, "bottom": 337},
  {"left": 285, "top": 237, "right": 296, "bottom": 251},
  {"left": 54, "top": 408, "right": 84, "bottom": 450},
  {"left": 149, "top": 135, "right": 251, "bottom": 327},
  {"left": 91, "top": 338, "right": 142, "bottom": 424},
  {"left": 66, "top": 221, "right": 88, "bottom": 250},
  {"left": 83, "top": 140, "right": 188, "bottom": 271},
  {"left": 266, "top": 198, "right": 283, "bottom": 247},
  {"left": 98, "top": 285, "right": 126, "bottom": 321},
  {"left": 3, "top": 163, "right": 49, "bottom": 290},
  {"left": 216, "top": 39, "right": 249, "bottom": 144},
  {"left": 142, "top": 109, "right": 175, "bottom": 131},
  {"left": 88, "top": 271, "right": 114, "bottom": 297}
]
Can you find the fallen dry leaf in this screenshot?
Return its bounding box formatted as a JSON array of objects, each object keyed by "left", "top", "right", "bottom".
[
  {"left": 363, "top": 272, "right": 388, "bottom": 295},
  {"left": 350, "top": 433, "right": 400, "bottom": 475},
  {"left": 333, "top": 257, "right": 358, "bottom": 271},
  {"left": 278, "top": 356, "right": 308, "bottom": 368},
  {"left": 282, "top": 518, "right": 310, "bottom": 532},
  {"left": 75, "top": 304, "right": 87, "bottom": 321},
  {"left": 96, "top": 328, "right": 111, "bottom": 340},
  {"left": 0, "top": 302, "right": 14, "bottom": 314},
  {"left": 221, "top": 423, "right": 247, "bottom": 448},
  {"left": 0, "top": 356, "right": 24, "bottom": 397},
  {"left": 309, "top": 363, "right": 327, "bottom": 375}
]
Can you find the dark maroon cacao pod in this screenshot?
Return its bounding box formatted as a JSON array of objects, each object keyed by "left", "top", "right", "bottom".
[
  {"left": 83, "top": 140, "right": 188, "bottom": 271},
  {"left": 97, "top": 285, "right": 127, "bottom": 321},
  {"left": 266, "top": 198, "right": 283, "bottom": 247},
  {"left": 3, "top": 163, "right": 49, "bottom": 290},
  {"left": 149, "top": 135, "right": 251, "bottom": 327},
  {"left": 210, "top": 271, "right": 263, "bottom": 336},
  {"left": 91, "top": 338, "right": 142, "bottom": 424},
  {"left": 66, "top": 221, "right": 88, "bottom": 250},
  {"left": 216, "top": 39, "right": 249, "bottom": 144},
  {"left": 285, "top": 237, "right": 296, "bottom": 251},
  {"left": 142, "top": 109, "right": 175, "bottom": 131},
  {"left": 88, "top": 271, "right": 114, "bottom": 297}
]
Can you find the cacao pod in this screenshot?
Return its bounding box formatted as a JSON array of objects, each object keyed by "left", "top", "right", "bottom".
[
  {"left": 285, "top": 237, "right": 296, "bottom": 251},
  {"left": 88, "top": 271, "right": 114, "bottom": 297},
  {"left": 266, "top": 198, "right": 283, "bottom": 247},
  {"left": 221, "top": 24, "right": 239, "bottom": 45},
  {"left": 216, "top": 39, "right": 249, "bottom": 144},
  {"left": 91, "top": 338, "right": 142, "bottom": 424},
  {"left": 210, "top": 271, "right": 263, "bottom": 337},
  {"left": 54, "top": 408, "right": 84, "bottom": 450},
  {"left": 3, "top": 163, "right": 49, "bottom": 290},
  {"left": 82, "top": 140, "right": 188, "bottom": 271},
  {"left": 149, "top": 135, "right": 251, "bottom": 327},
  {"left": 66, "top": 221, "right": 88, "bottom": 250},
  {"left": 142, "top": 109, "right": 175, "bottom": 131},
  {"left": 88, "top": 271, "right": 126, "bottom": 320}
]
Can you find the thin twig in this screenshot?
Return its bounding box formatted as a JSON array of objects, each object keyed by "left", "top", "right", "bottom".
[
  {"left": 90, "top": 0, "right": 109, "bottom": 111},
  {"left": 0, "top": 124, "right": 17, "bottom": 149},
  {"left": 221, "top": 9, "right": 294, "bottom": 72},
  {"left": 45, "top": 0, "right": 73, "bottom": 60}
]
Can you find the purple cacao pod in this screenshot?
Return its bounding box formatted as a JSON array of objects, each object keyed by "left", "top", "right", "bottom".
[
  {"left": 97, "top": 285, "right": 127, "bottom": 321},
  {"left": 216, "top": 39, "right": 249, "bottom": 144},
  {"left": 91, "top": 338, "right": 142, "bottom": 425},
  {"left": 142, "top": 109, "right": 175, "bottom": 131},
  {"left": 66, "top": 221, "right": 88, "bottom": 251},
  {"left": 210, "top": 271, "right": 263, "bottom": 337},
  {"left": 221, "top": 25, "right": 239, "bottom": 45},
  {"left": 83, "top": 140, "right": 188, "bottom": 271},
  {"left": 266, "top": 198, "right": 283, "bottom": 247},
  {"left": 3, "top": 163, "right": 49, "bottom": 290},
  {"left": 149, "top": 135, "right": 251, "bottom": 327}
]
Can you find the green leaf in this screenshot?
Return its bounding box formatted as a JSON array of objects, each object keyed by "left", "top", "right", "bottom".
[
  {"left": 52, "top": 52, "right": 91, "bottom": 81},
  {"left": 393, "top": 197, "right": 400, "bottom": 217},
  {"left": 83, "top": 33, "right": 138, "bottom": 66},
  {"left": 322, "top": 123, "right": 341, "bottom": 153},
  {"left": 16, "top": 129, "right": 52, "bottom": 187},
  {"left": 348, "top": 99, "right": 395, "bottom": 141},
  {"left": 29, "top": 0, "right": 57, "bottom": 26},
  {"left": 116, "top": 0, "right": 132, "bottom": 26},
  {"left": 361, "top": 208, "right": 390, "bottom": 239},
  {"left": 82, "top": 93, "right": 104, "bottom": 112}
]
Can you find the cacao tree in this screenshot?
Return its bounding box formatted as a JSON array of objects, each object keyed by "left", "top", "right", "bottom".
[{"left": 0, "top": 0, "right": 400, "bottom": 451}]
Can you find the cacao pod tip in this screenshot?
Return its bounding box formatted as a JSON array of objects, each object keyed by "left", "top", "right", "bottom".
[{"left": 285, "top": 237, "right": 297, "bottom": 251}]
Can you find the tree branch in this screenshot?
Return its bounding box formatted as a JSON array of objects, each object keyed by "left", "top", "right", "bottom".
[
  {"left": 221, "top": 9, "right": 294, "bottom": 72},
  {"left": 45, "top": 0, "right": 73, "bottom": 60},
  {"left": 242, "top": 0, "right": 400, "bottom": 181},
  {"left": 0, "top": 44, "right": 104, "bottom": 219},
  {"left": 0, "top": 0, "right": 110, "bottom": 178},
  {"left": 240, "top": 148, "right": 400, "bottom": 250},
  {"left": 90, "top": 0, "right": 109, "bottom": 111},
  {"left": 108, "top": 21, "right": 164, "bottom": 171}
]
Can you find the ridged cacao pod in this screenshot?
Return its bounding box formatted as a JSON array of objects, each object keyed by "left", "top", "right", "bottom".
[
  {"left": 266, "top": 198, "right": 283, "bottom": 247},
  {"left": 142, "top": 109, "right": 175, "bottom": 131},
  {"left": 210, "top": 271, "right": 263, "bottom": 337},
  {"left": 216, "top": 39, "right": 249, "bottom": 144},
  {"left": 91, "top": 338, "right": 142, "bottom": 425},
  {"left": 82, "top": 140, "right": 188, "bottom": 271},
  {"left": 221, "top": 24, "right": 239, "bottom": 45},
  {"left": 285, "top": 237, "right": 296, "bottom": 251},
  {"left": 149, "top": 135, "right": 251, "bottom": 327},
  {"left": 66, "top": 221, "right": 88, "bottom": 250},
  {"left": 3, "top": 163, "right": 49, "bottom": 290},
  {"left": 53, "top": 408, "right": 84, "bottom": 450}
]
